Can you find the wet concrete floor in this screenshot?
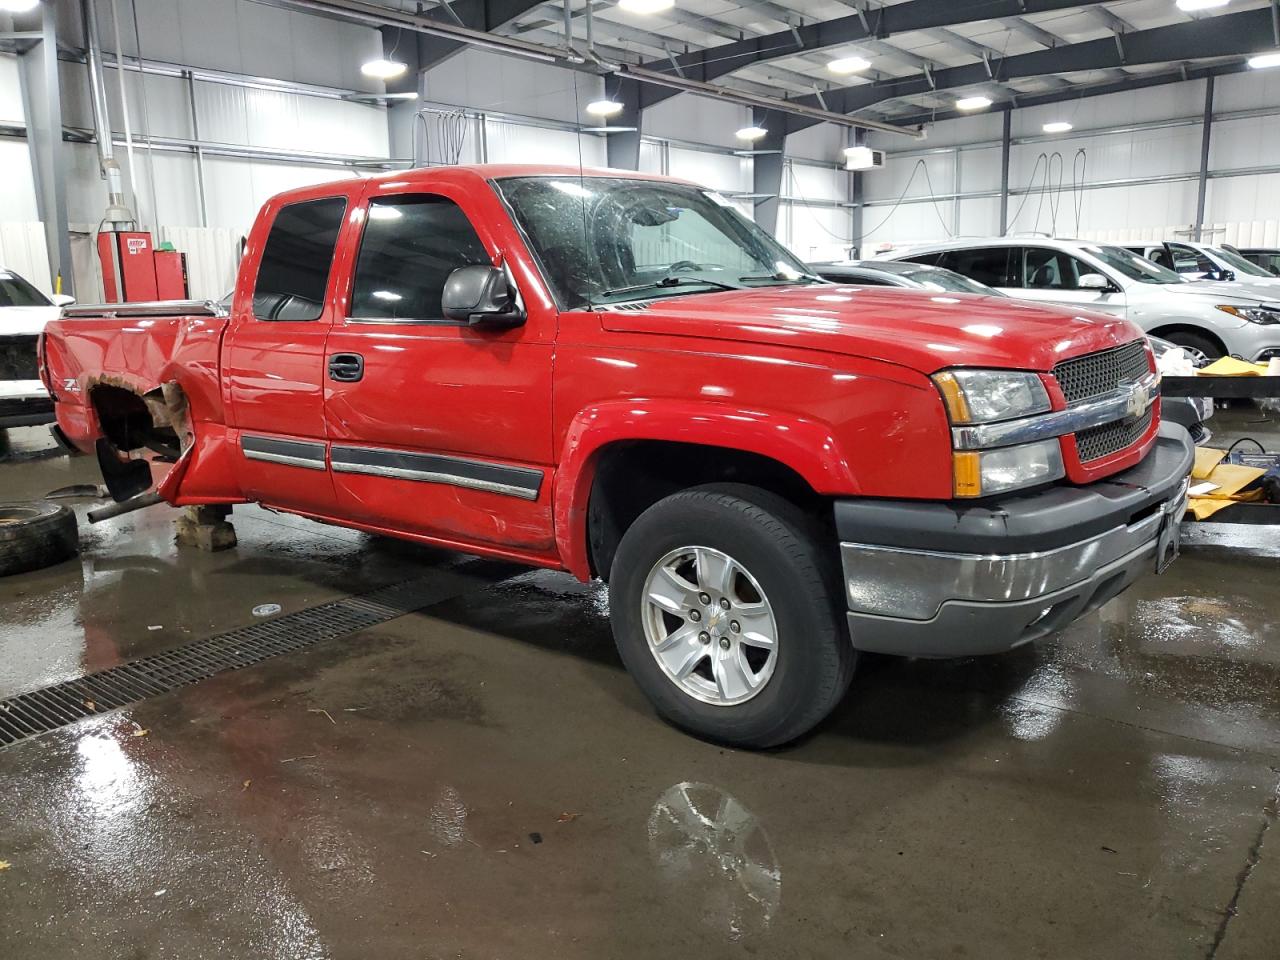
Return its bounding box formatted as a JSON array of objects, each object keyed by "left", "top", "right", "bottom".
[{"left": 1, "top": 413, "right": 1278, "bottom": 960}]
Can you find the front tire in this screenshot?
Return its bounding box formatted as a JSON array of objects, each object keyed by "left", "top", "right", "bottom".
[
  {"left": 608, "top": 485, "right": 855, "bottom": 748},
  {"left": 1162, "top": 331, "right": 1222, "bottom": 366}
]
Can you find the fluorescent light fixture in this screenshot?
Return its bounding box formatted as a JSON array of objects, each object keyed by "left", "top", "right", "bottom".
[
  {"left": 0, "top": 0, "right": 40, "bottom": 11},
  {"left": 1249, "top": 51, "right": 1280, "bottom": 69},
  {"left": 1176, "top": 0, "right": 1229, "bottom": 10},
  {"left": 736, "top": 125, "right": 768, "bottom": 141},
  {"left": 828, "top": 56, "right": 871, "bottom": 74},
  {"left": 1042, "top": 121, "right": 1073, "bottom": 133},
  {"left": 955, "top": 95, "right": 993, "bottom": 111},
  {"left": 617, "top": 0, "right": 674, "bottom": 12},
  {"left": 361, "top": 58, "right": 407, "bottom": 80},
  {"left": 585, "top": 99, "right": 624, "bottom": 117}
]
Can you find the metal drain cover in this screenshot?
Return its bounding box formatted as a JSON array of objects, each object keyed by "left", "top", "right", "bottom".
[{"left": 0, "top": 575, "right": 483, "bottom": 747}]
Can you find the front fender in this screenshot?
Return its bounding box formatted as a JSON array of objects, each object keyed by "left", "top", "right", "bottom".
[{"left": 552, "top": 399, "right": 858, "bottom": 580}]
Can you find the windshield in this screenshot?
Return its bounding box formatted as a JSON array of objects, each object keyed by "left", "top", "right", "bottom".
[
  {"left": 495, "top": 176, "right": 814, "bottom": 308},
  {"left": 1209, "top": 246, "right": 1275, "bottom": 278},
  {"left": 0, "top": 271, "right": 51, "bottom": 307},
  {"left": 1080, "top": 245, "right": 1185, "bottom": 284},
  {"left": 902, "top": 268, "right": 1000, "bottom": 295}
]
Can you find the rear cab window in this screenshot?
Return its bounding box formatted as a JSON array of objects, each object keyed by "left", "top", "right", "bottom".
[
  {"left": 253, "top": 196, "right": 348, "bottom": 321},
  {"left": 935, "top": 247, "right": 1015, "bottom": 288}
]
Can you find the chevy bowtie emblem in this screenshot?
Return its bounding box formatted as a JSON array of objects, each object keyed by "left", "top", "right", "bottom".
[{"left": 1125, "top": 382, "right": 1148, "bottom": 420}]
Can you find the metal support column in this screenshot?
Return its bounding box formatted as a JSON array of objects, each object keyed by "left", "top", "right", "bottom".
[
  {"left": 998, "top": 108, "right": 1011, "bottom": 235},
  {"left": 186, "top": 72, "right": 209, "bottom": 227},
  {"left": 15, "top": 2, "right": 73, "bottom": 295},
  {"left": 752, "top": 111, "right": 785, "bottom": 235},
  {"left": 1194, "top": 76, "right": 1215, "bottom": 242},
  {"left": 604, "top": 77, "right": 641, "bottom": 171},
  {"left": 849, "top": 126, "right": 865, "bottom": 258}
]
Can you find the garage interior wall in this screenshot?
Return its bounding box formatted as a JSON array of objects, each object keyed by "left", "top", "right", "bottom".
[{"left": 861, "top": 72, "right": 1280, "bottom": 255}]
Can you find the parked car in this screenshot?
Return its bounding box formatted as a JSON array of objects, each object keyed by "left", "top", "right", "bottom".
[
  {"left": 40, "top": 165, "right": 1193, "bottom": 747},
  {"left": 810, "top": 259, "right": 1006, "bottom": 295},
  {"left": 816, "top": 260, "right": 1211, "bottom": 440},
  {"left": 885, "top": 238, "right": 1280, "bottom": 364},
  {"left": 1232, "top": 247, "right": 1280, "bottom": 277},
  {"left": 1122, "top": 241, "right": 1280, "bottom": 291},
  {"left": 1, "top": 267, "right": 73, "bottom": 430}
]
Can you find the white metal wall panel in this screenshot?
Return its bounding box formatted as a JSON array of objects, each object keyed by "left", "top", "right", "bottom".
[
  {"left": 0, "top": 142, "right": 40, "bottom": 221},
  {"left": 201, "top": 156, "right": 357, "bottom": 232},
  {"left": 1205, "top": 173, "right": 1280, "bottom": 232},
  {"left": 779, "top": 203, "right": 851, "bottom": 264},
  {"left": 0, "top": 223, "right": 53, "bottom": 294},
  {"left": 1209, "top": 116, "right": 1280, "bottom": 172},
  {"left": 482, "top": 120, "right": 605, "bottom": 168},
  {"left": 787, "top": 162, "right": 845, "bottom": 204},
  {"left": 862, "top": 152, "right": 955, "bottom": 204},
  {"left": 787, "top": 123, "right": 844, "bottom": 163},
  {"left": 644, "top": 96, "right": 751, "bottom": 151},
  {"left": 422, "top": 49, "right": 603, "bottom": 124},
  {"left": 668, "top": 148, "right": 750, "bottom": 194},
  {"left": 160, "top": 225, "right": 243, "bottom": 300},
  {"left": 0, "top": 54, "right": 23, "bottom": 122},
  {"left": 638, "top": 140, "right": 664, "bottom": 175}
]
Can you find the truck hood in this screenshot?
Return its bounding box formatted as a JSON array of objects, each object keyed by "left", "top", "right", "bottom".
[
  {"left": 0, "top": 305, "right": 61, "bottom": 337},
  {"left": 598, "top": 285, "right": 1138, "bottom": 374}
]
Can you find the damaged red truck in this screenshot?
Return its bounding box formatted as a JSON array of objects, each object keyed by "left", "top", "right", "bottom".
[{"left": 40, "top": 165, "right": 1193, "bottom": 747}]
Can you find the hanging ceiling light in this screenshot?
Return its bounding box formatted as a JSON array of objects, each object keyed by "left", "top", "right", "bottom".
[
  {"left": 617, "top": 0, "right": 675, "bottom": 13},
  {"left": 361, "top": 58, "right": 408, "bottom": 80},
  {"left": 735, "top": 125, "right": 768, "bottom": 141},
  {"left": 955, "top": 95, "right": 993, "bottom": 111},
  {"left": 0, "top": 0, "right": 40, "bottom": 11},
  {"left": 1042, "top": 121, "right": 1073, "bottom": 133},
  {"left": 1249, "top": 51, "right": 1280, "bottom": 69},
  {"left": 586, "top": 99, "right": 625, "bottom": 117},
  {"left": 827, "top": 56, "right": 872, "bottom": 75},
  {"left": 1176, "top": 0, "right": 1229, "bottom": 10}
]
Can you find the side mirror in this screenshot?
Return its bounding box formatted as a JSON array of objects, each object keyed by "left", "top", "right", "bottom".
[
  {"left": 441, "top": 265, "right": 525, "bottom": 328},
  {"left": 1077, "top": 273, "right": 1112, "bottom": 291},
  {"left": 51, "top": 294, "right": 76, "bottom": 307},
  {"left": 1218, "top": 269, "right": 1236, "bottom": 282}
]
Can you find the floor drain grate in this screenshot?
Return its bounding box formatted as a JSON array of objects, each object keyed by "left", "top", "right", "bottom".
[{"left": 0, "top": 576, "right": 466, "bottom": 747}]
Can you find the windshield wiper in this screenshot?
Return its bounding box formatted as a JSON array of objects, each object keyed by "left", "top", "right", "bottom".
[
  {"left": 600, "top": 276, "right": 741, "bottom": 298},
  {"left": 738, "top": 271, "right": 825, "bottom": 284}
]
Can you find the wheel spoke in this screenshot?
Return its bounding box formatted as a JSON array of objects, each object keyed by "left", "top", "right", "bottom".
[
  {"left": 694, "top": 547, "right": 736, "bottom": 597},
  {"left": 713, "top": 647, "right": 755, "bottom": 701},
  {"left": 647, "top": 564, "right": 698, "bottom": 614},
  {"left": 654, "top": 625, "right": 707, "bottom": 680},
  {"left": 734, "top": 602, "right": 776, "bottom": 649}
]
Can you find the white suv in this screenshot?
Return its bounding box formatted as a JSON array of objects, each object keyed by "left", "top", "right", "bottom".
[
  {"left": 884, "top": 238, "right": 1280, "bottom": 364},
  {"left": 0, "top": 267, "right": 73, "bottom": 430}
]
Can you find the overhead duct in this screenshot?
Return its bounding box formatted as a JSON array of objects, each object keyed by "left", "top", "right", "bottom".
[{"left": 81, "top": 0, "right": 134, "bottom": 228}]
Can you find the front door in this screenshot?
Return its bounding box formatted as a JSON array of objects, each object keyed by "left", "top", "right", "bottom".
[
  {"left": 223, "top": 192, "right": 354, "bottom": 515},
  {"left": 322, "top": 182, "right": 556, "bottom": 557},
  {"left": 1010, "top": 246, "right": 1128, "bottom": 317}
]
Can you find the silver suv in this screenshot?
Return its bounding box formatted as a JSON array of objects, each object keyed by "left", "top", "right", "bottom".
[{"left": 884, "top": 238, "right": 1280, "bottom": 364}]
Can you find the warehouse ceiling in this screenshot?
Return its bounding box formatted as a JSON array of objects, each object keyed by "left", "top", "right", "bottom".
[{"left": 280, "top": 0, "right": 1280, "bottom": 129}]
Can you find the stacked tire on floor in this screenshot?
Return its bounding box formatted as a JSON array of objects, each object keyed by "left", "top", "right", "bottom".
[{"left": 0, "top": 502, "right": 79, "bottom": 576}]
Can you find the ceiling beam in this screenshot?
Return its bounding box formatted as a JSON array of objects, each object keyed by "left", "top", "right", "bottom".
[
  {"left": 783, "top": 7, "right": 1274, "bottom": 133},
  {"left": 877, "top": 59, "right": 1251, "bottom": 128},
  {"left": 634, "top": 0, "right": 1094, "bottom": 108},
  {"left": 1001, "top": 16, "right": 1062, "bottom": 48}
]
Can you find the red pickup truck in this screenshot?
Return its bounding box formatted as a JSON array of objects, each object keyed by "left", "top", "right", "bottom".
[{"left": 40, "top": 164, "right": 1192, "bottom": 747}]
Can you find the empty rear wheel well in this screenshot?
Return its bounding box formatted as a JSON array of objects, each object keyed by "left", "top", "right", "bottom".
[
  {"left": 89, "top": 383, "right": 185, "bottom": 457},
  {"left": 586, "top": 441, "right": 826, "bottom": 580}
]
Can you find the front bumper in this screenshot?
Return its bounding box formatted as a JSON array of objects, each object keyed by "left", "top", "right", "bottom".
[{"left": 836, "top": 422, "right": 1194, "bottom": 658}]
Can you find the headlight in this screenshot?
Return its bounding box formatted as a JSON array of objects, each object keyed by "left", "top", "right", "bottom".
[
  {"left": 932, "top": 369, "right": 1051, "bottom": 424},
  {"left": 1216, "top": 304, "right": 1280, "bottom": 324},
  {"left": 952, "top": 439, "right": 1065, "bottom": 498}
]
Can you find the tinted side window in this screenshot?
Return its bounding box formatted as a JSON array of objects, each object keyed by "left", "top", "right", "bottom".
[
  {"left": 350, "top": 195, "right": 490, "bottom": 322},
  {"left": 253, "top": 196, "right": 347, "bottom": 321},
  {"left": 1023, "top": 248, "right": 1090, "bottom": 290},
  {"left": 900, "top": 252, "right": 943, "bottom": 267},
  {"left": 938, "top": 247, "right": 1013, "bottom": 287}
]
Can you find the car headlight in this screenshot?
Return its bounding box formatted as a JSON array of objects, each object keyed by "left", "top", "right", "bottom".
[
  {"left": 932, "top": 369, "right": 1051, "bottom": 424},
  {"left": 952, "top": 439, "right": 1065, "bottom": 498},
  {"left": 1216, "top": 304, "right": 1280, "bottom": 324}
]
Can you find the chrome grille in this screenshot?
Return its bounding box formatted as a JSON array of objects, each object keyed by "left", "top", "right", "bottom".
[
  {"left": 0, "top": 335, "right": 39, "bottom": 381},
  {"left": 1052, "top": 340, "right": 1149, "bottom": 405},
  {"left": 1075, "top": 405, "right": 1153, "bottom": 462}
]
